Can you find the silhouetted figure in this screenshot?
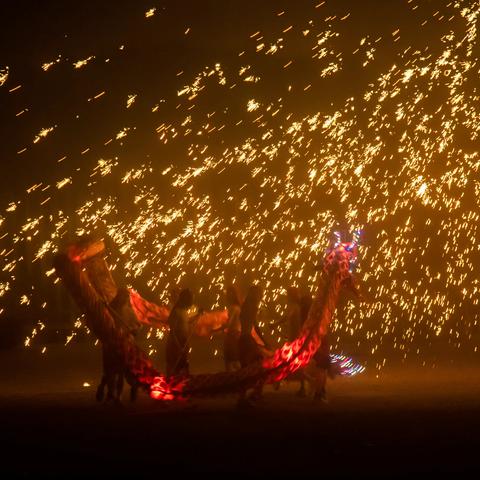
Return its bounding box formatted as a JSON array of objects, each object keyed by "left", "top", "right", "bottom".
[
  {"left": 96, "top": 344, "right": 124, "bottom": 404},
  {"left": 312, "top": 333, "right": 331, "bottom": 402},
  {"left": 166, "top": 288, "right": 195, "bottom": 378},
  {"left": 96, "top": 287, "right": 141, "bottom": 403},
  {"left": 168, "top": 286, "right": 181, "bottom": 308},
  {"left": 110, "top": 287, "right": 141, "bottom": 335},
  {"left": 237, "top": 285, "right": 265, "bottom": 408},
  {"left": 299, "top": 293, "right": 313, "bottom": 328},
  {"left": 223, "top": 285, "right": 243, "bottom": 372},
  {"left": 299, "top": 285, "right": 330, "bottom": 402},
  {"left": 284, "top": 287, "right": 307, "bottom": 397}
]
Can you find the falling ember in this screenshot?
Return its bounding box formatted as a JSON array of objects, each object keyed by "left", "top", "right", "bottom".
[
  {"left": 56, "top": 178, "right": 72, "bottom": 189},
  {"left": 41, "top": 56, "right": 62, "bottom": 71},
  {"left": 73, "top": 56, "right": 95, "bottom": 69},
  {"left": 145, "top": 8, "right": 156, "bottom": 18},
  {"left": 416, "top": 182, "right": 427, "bottom": 197},
  {"left": 0, "top": 66, "right": 9, "bottom": 86},
  {"left": 126, "top": 94, "right": 137, "bottom": 108},
  {"left": 33, "top": 127, "right": 55, "bottom": 144},
  {"left": 247, "top": 99, "right": 260, "bottom": 112}
]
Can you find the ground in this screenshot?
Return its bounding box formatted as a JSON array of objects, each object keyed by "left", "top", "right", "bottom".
[{"left": 1, "top": 344, "right": 479, "bottom": 477}]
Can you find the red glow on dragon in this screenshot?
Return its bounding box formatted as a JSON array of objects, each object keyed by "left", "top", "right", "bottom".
[{"left": 146, "top": 230, "right": 362, "bottom": 400}]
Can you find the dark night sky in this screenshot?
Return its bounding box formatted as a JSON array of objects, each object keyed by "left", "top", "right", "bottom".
[{"left": 0, "top": 0, "right": 444, "bottom": 197}]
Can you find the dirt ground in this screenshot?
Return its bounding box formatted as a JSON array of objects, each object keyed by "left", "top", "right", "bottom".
[{"left": 1, "top": 344, "right": 479, "bottom": 477}]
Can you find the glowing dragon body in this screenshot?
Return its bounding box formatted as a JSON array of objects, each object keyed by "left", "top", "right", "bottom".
[
  {"left": 53, "top": 241, "right": 159, "bottom": 385},
  {"left": 54, "top": 232, "right": 361, "bottom": 400}
]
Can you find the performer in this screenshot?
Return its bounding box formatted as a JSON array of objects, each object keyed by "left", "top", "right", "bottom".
[
  {"left": 285, "top": 287, "right": 303, "bottom": 344},
  {"left": 109, "top": 287, "right": 142, "bottom": 336},
  {"left": 299, "top": 292, "right": 313, "bottom": 329},
  {"left": 165, "top": 288, "right": 195, "bottom": 378},
  {"left": 223, "top": 285, "right": 243, "bottom": 372},
  {"left": 96, "top": 343, "right": 125, "bottom": 404},
  {"left": 168, "top": 286, "right": 181, "bottom": 308},
  {"left": 311, "top": 333, "right": 331, "bottom": 402},
  {"left": 308, "top": 270, "right": 366, "bottom": 402},
  {"left": 237, "top": 285, "right": 265, "bottom": 408},
  {"left": 302, "top": 283, "right": 330, "bottom": 402},
  {"left": 272, "top": 287, "right": 302, "bottom": 393},
  {"left": 96, "top": 287, "right": 141, "bottom": 403},
  {"left": 285, "top": 287, "right": 308, "bottom": 397}
]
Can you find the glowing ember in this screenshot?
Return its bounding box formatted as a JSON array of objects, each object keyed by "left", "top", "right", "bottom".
[{"left": 0, "top": 1, "right": 478, "bottom": 373}]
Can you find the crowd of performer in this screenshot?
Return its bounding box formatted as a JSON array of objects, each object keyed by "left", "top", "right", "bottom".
[{"left": 98, "top": 280, "right": 333, "bottom": 409}]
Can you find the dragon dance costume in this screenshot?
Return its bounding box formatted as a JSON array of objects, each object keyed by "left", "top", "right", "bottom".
[{"left": 54, "top": 230, "right": 363, "bottom": 401}]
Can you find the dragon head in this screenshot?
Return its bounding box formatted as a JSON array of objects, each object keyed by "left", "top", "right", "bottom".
[{"left": 322, "top": 229, "right": 361, "bottom": 296}]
